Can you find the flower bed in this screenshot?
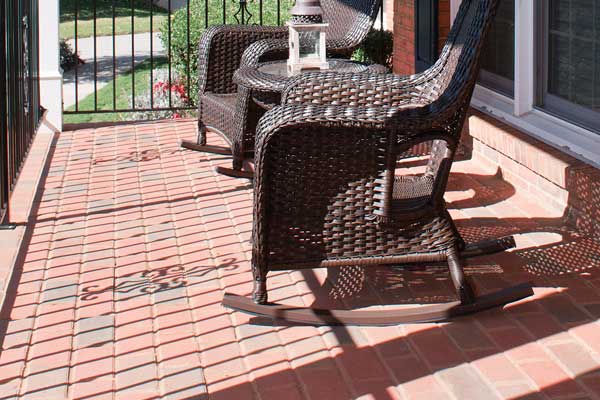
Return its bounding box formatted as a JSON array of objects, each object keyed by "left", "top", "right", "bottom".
[{"left": 130, "top": 69, "right": 193, "bottom": 120}]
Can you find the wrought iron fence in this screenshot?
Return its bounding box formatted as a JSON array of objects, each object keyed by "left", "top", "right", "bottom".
[
  {"left": 1, "top": 0, "right": 41, "bottom": 227},
  {"left": 62, "top": 0, "right": 386, "bottom": 118}
]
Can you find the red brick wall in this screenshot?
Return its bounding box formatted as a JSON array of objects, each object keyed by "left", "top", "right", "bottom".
[
  {"left": 392, "top": 0, "right": 451, "bottom": 75},
  {"left": 438, "top": 0, "right": 451, "bottom": 53},
  {"left": 392, "top": 0, "right": 416, "bottom": 75}
]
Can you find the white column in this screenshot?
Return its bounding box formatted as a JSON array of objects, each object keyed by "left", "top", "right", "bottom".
[
  {"left": 450, "top": 0, "right": 461, "bottom": 25},
  {"left": 38, "top": 0, "right": 63, "bottom": 133},
  {"left": 513, "top": 0, "right": 535, "bottom": 116}
]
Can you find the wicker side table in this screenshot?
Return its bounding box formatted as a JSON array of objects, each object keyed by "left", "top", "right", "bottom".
[
  {"left": 235, "top": 58, "right": 388, "bottom": 109},
  {"left": 218, "top": 59, "right": 387, "bottom": 178}
]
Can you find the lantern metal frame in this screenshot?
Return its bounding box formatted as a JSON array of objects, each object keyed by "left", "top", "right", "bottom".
[
  {"left": 287, "top": 21, "right": 329, "bottom": 75},
  {"left": 287, "top": 0, "right": 329, "bottom": 75}
]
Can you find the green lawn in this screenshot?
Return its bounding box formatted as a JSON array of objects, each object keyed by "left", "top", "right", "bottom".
[
  {"left": 60, "top": 0, "right": 168, "bottom": 39},
  {"left": 64, "top": 57, "right": 170, "bottom": 124}
]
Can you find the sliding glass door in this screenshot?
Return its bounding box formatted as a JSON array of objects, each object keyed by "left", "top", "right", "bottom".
[
  {"left": 479, "top": 0, "right": 515, "bottom": 97},
  {"left": 537, "top": 0, "right": 600, "bottom": 133}
]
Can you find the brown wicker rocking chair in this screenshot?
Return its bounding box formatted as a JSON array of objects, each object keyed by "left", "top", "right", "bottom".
[
  {"left": 222, "top": 0, "right": 533, "bottom": 325},
  {"left": 180, "top": 0, "right": 382, "bottom": 178}
]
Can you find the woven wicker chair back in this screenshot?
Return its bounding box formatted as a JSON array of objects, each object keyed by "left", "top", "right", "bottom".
[
  {"left": 321, "top": 0, "right": 382, "bottom": 46},
  {"left": 424, "top": 0, "right": 499, "bottom": 121},
  {"left": 416, "top": 0, "right": 502, "bottom": 208}
]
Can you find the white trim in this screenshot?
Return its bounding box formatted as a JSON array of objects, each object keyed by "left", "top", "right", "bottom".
[
  {"left": 39, "top": 71, "right": 63, "bottom": 80},
  {"left": 472, "top": 85, "right": 600, "bottom": 169},
  {"left": 38, "top": 0, "right": 63, "bottom": 133},
  {"left": 513, "top": 0, "right": 534, "bottom": 116},
  {"left": 450, "top": 0, "right": 461, "bottom": 24}
]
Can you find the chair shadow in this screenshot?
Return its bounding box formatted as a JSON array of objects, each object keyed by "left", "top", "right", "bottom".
[
  {"left": 192, "top": 281, "right": 600, "bottom": 400},
  {"left": 221, "top": 201, "right": 600, "bottom": 399}
]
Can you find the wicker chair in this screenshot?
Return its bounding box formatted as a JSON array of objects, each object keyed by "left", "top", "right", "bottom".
[
  {"left": 223, "top": 0, "right": 533, "bottom": 325},
  {"left": 180, "top": 0, "right": 382, "bottom": 177}
]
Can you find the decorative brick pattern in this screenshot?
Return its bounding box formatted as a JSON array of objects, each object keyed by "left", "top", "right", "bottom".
[{"left": 0, "top": 119, "right": 599, "bottom": 399}]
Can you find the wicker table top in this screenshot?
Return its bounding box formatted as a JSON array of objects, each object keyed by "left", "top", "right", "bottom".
[{"left": 234, "top": 59, "right": 388, "bottom": 95}]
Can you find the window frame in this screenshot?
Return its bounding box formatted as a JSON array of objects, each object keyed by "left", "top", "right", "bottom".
[
  {"left": 450, "top": 0, "right": 600, "bottom": 168},
  {"left": 535, "top": 0, "right": 600, "bottom": 134},
  {"left": 479, "top": 70, "right": 514, "bottom": 98}
]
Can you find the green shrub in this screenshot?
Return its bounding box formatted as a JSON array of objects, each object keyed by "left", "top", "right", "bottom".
[
  {"left": 352, "top": 29, "right": 394, "bottom": 70},
  {"left": 160, "top": 0, "right": 292, "bottom": 106},
  {"left": 60, "top": 39, "right": 82, "bottom": 71}
]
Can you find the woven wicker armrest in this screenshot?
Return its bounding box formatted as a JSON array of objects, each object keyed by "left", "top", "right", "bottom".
[
  {"left": 280, "top": 70, "right": 440, "bottom": 108},
  {"left": 198, "top": 25, "right": 288, "bottom": 94},
  {"left": 240, "top": 39, "right": 290, "bottom": 67},
  {"left": 255, "top": 103, "right": 439, "bottom": 150},
  {"left": 257, "top": 104, "right": 387, "bottom": 135}
]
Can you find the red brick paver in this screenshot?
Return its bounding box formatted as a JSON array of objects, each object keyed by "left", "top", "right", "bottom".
[{"left": 1, "top": 119, "right": 600, "bottom": 400}]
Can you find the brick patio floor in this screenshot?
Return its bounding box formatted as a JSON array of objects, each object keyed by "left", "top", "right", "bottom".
[{"left": 1, "top": 119, "right": 600, "bottom": 400}]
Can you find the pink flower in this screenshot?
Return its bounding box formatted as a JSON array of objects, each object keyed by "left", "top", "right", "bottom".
[{"left": 152, "top": 80, "right": 188, "bottom": 102}]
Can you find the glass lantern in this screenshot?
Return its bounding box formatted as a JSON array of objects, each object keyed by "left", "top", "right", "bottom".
[{"left": 287, "top": 0, "right": 329, "bottom": 75}]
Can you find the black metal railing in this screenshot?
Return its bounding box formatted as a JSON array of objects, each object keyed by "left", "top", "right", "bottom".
[
  {"left": 1, "top": 0, "right": 41, "bottom": 227},
  {"left": 62, "top": 0, "right": 385, "bottom": 118}
]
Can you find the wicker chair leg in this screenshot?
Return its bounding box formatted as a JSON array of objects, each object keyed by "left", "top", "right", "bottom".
[
  {"left": 447, "top": 246, "right": 476, "bottom": 305},
  {"left": 214, "top": 166, "right": 254, "bottom": 179},
  {"left": 197, "top": 121, "right": 207, "bottom": 146},
  {"left": 214, "top": 142, "right": 254, "bottom": 179},
  {"left": 253, "top": 278, "right": 268, "bottom": 304},
  {"left": 444, "top": 210, "right": 466, "bottom": 251},
  {"left": 231, "top": 142, "right": 244, "bottom": 171}
]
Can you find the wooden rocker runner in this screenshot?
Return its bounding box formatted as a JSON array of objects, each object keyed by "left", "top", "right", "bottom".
[{"left": 222, "top": 0, "right": 533, "bottom": 325}]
